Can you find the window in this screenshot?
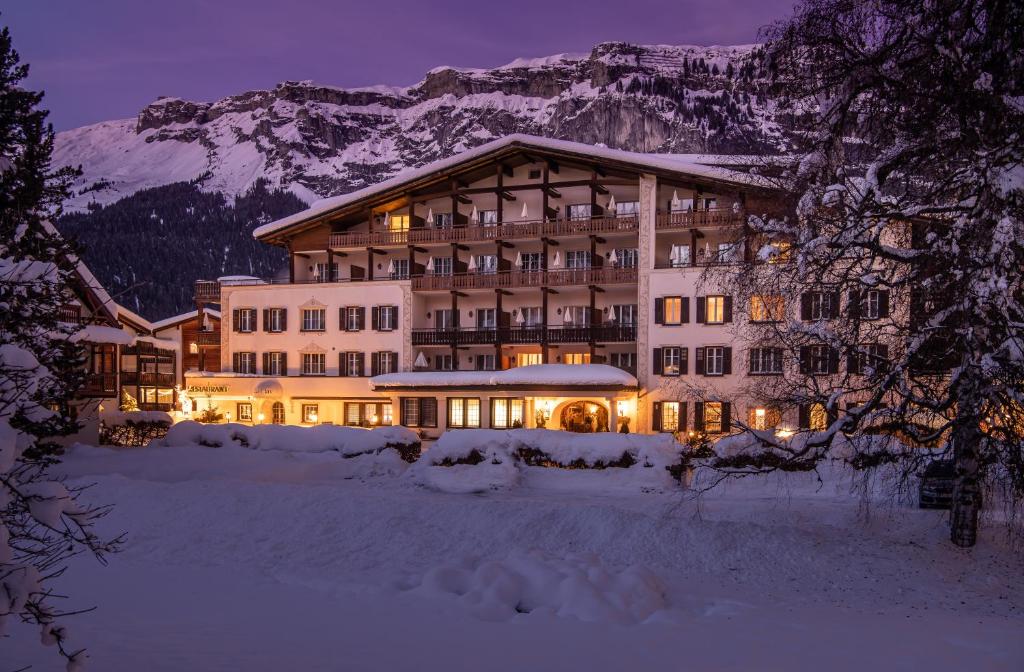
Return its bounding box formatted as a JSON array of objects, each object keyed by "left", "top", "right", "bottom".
[
  {"left": 390, "top": 258, "right": 410, "bottom": 279},
  {"left": 805, "top": 292, "right": 836, "bottom": 320},
  {"left": 435, "top": 354, "right": 455, "bottom": 371},
  {"left": 345, "top": 402, "right": 393, "bottom": 427},
  {"left": 234, "top": 308, "right": 256, "bottom": 333},
  {"left": 703, "top": 402, "right": 724, "bottom": 434},
  {"left": 716, "top": 242, "right": 736, "bottom": 263},
  {"left": 516, "top": 353, "right": 543, "bottom": 367},
  {"left": 302, "top": 404, "right": 319, "bottom": 424},
  {"left": 520, "top": 252, "right": 543, "bottom": 272},
  {"left": 447, "top": 398, "right": 481, "bottom": 428},
  {"left": 750, "top": 296, "right": 784, "bottom": 323},
  {"left": 430, "top": 256, "right": 453, "bottom": 275},
  {"left": 705, "top": 296, "right": 726, "bottom": 324},
  {"left": 491, "top": 398, "right": 525, "bottom": 428},
  {"left": 748, "top": 407, "right": 780, "bottom": 431},
  {"left": 233, "top": 351, "right": 256, "bottom": 374},
  {"left": 803, "top": 344, "right": 835, "bottom": 375},
  {"left": 661, "top": 347, "right": 683, "bottom": 376},
  {"left": 387, "top": 214, "right": 409, "bottom": 232},
  {"left": 401, "top": 397, "right": 437, "bottom": 427},
  {"left": 266, "top": 308, "right": 287, "bottom": 332},
  {"left": 342, "top": 351, "right": 364, "bottom": 377},
  {"left": 342, "top": 306, "right": 364, "bottom": 332},
  {"left": 313, "top": 262, "right": 339, "bottom": 282},
  {"left": 302, "top": 353, "right": 326, "bottom": 375},
  {"left": 528, "top": 169, "right": 542, "bottom": 180},
  {"left": 704, "top": 198, "right": 718, "bottom": 210},
  {"left": 611, "top": 304, "right": 638, "bottom": 326},
  {"left": 661, "top": 401, "right": 681, "bottom": 432},
  {"left": 477, "top": 308, "right": 497, "bottom": 329},
  {"left": 563, "top": 306, "right": 591, "bottom": 326},
  {"left": 436, "top": 309, "right": 457, "bottom": 330},
  {"left": 564, "top": 353, "right": 591, "bottom": 365},
  {"left": 271, "top": 401, "right": 285, "bottom": 424},
  {"left": 479, "top": 209, "right": 499, "bottom": 225},
  {"left": 704, "top": 346, "right": 726, "bottom": 375},
  {"left": 374, "top": 305, "right": 398, "bottom": 331},
  {"left": 669, "top": 244, "right": 691, "bottom": 267},
  {"left": 566, "top": 250, "right": 591, "bottom": 269},
  {"left": 237, "top": 403, "right": 253, "bottom": 422},
  {"left": 372, "top": 351, "right": 398, "bottom": 376},
  {"left": 567, "top": 204, "right": 592, "bottom": 220},
  {"left": 610, "top": 352, "right": 636, "bottom": 372},
  {"left": 615, "top": 200, "right": 639, "bottom": 217},
  {"left": 749, "top": 347, "right": 783, "bottom": 374},
  {"left": 662, "top": 296, "right": 684, "bottom": 325},
  {"left": 809, "top": 403, "right": 828, "bottom": 430},
  {"left": 431, "top": 212, "right": 453, "bottom": 229},
  {"left": 861, "top": 290, "right": 883, "bottom": 319},
  {"left": 611, "top": 248, "right": 639, "bottom": 268},
  {"left": 264, "top": 351, "right": 286, "bottom": 376},
  {"left": 301, "top": 308, "right": 326, "bottom": 332},
  {"left": 474, "top": 254, "right": 499, "bottom": 274},
  {"left": 519, "top": 307, "right": 543, "bottom": 327},
  {"left": 670, "top": 197, "right": 695, "bottom": 212},
  {"left": 850, "top": 343, "right": 889, "bottom": 375},
  {"left": 765, "top": 241, "right": 792, "bottom": 264},
  {"left": 475, "top": 354, "right": 497, "bottom": 370}
]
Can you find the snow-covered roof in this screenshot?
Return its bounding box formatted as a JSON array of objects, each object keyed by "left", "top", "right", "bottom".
[
  {"left": 370, "top": 364, "right": 638, "bottom": 390},
  {"left": 253, "top": 134, "right": 774, "bottom": 240},
  {"left": 41, "top": 220, "right": 118, "bottom": 325},
  {"left": 70, "top": 324, "right": 136, "bottom": 346},
  {"left": 150, "top": 307, "right": 221, "bottom": 332}
]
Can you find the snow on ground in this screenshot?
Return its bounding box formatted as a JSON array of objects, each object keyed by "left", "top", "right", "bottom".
[{"left": 3, "top": 437, "right": 1022, "bottom": 671}]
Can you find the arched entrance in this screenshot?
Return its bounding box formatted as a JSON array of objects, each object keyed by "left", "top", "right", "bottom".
[{"left": 559, "top": 400, "right": 609, "bottom": 433}]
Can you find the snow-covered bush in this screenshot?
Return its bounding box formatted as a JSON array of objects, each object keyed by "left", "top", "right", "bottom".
[
  {"left": 160, "top": 421, "right": 421, "bottom": 461},
  {"left": 99, "top": 410, "right": 172, "bottom": 447}
]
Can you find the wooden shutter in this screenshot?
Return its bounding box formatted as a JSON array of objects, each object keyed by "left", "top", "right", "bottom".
[
  {"left": 878, "top": 290, "right": 890, "bottom": 318},
  {"left": 847, "top": 348, "right": 862, "bottom": 375},
  {"left": 799, "top": 346, "right": 811, "bottom": 374},
  {"left": 680, "top": 347, "right": 688, "bottom": 375},
  {"left": 370, "top": 352, "right": 379, "bottom": 377},
  {"left": 696, "top": 297, "right": 706, "bottom": 323},
  {"left": 679, "top": 402, "right": 688, "bottom": 431},
  {"left": 262, "top": 352, "right": 270, "bottom": 375},
  {"left": 723, "top": 347, "right": 732, "bottom": 374},
  {"left": 800, "top": 293, "right": 812, "bottom": 321},
  {"left": 356, "top": 352, "right": 365, "bottom": 376},
  {"left": 723, "top": 296, "right": 733, "bottom": 323},
  {"left": 652, "top": 348, "right": 663, "bottom": 375},
  {"left": 694, "top": 401, "right": 705, "bottom": 431},
  {"left": 356, "top": 307, "right": 366, "bottom": 331},
  {"left": 388, "top": 306, "right": 398, "bottom": 330},
  {"left": 654, "top": 298, "right": 664, "bottom": 324},
  {"left": 232, "top": 352, "right": 241, "bottom": 372},
  {"left": 280, "top": 353, "right": 287, "bottom": 375},
  {"left": 262, "top": 308, "right": 270, "bottom": 332},
  {"left": 280, "top": 309, "right": 287, "bottom": 332},
  {"left": 829, "top": 291, "right": 841, "bottom": 319},
  {"left": 232, "top": 308, "right": 241, "bottom": 332},
  {"left": 828, "top": 347, "right": 840, "bottom": 374},
  {"left": 371, "top": 306, "right": 380, "bottom": 331},
  {"left": 339, "top": 352, "right": 348, "bottom": 377},
  {"left": 681, "top": 297, "right": 690, "bottom": 323},
  {"left": 340, "top": 307, "right": 347, "bottom": 330},
  {"left": 798, "top": 404, "right": 810, "bottom": 429},
  {"left": 652, "top": 401, "right": 662, "bottom": 432},
  {"left": 848, "top": 290, "right": 861, "bottom": 319},
  {"left": 695, "top": 347, "right": 706, "bottom": 375},
  {"left": 721, "top": 402, "right": 732, "bottom": 433}
]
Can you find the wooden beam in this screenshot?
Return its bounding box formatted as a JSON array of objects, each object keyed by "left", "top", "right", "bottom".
[
  {"left": 546, "top": 159, "right": 560, "bottom": 174},
  {"left": 499, "top": 191, "right": 516, "bottom": 201}
]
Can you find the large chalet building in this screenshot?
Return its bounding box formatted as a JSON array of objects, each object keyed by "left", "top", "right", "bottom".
[{"left": 185, "top": 135, "right": 807, "bottom": 437}]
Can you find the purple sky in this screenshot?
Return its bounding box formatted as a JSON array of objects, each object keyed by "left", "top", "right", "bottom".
[{"left": 6, "top": 0, "right": 796, "bottom": 131}]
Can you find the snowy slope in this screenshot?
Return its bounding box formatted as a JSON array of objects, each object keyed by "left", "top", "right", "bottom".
[{"left": 54, "top": 42, "right": 786, "bottom": 212}]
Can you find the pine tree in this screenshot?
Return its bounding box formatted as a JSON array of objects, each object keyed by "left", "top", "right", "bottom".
[{"left": 0, "top": 23, "right": 119, "bottom": 666}]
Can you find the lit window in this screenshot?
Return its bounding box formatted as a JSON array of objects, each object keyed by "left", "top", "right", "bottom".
[
  {"left": 447, "top": 398, "right": 480, "bottom": 428},
  {"left": 271, "top": 402, "right": 285, "bottom": 424},
  {"left": 809, "top": 403, "right": 828, "bottom": 430},
  {"left": 387, "top": 214, "right": 409, "bottom": 232},
  {"left": 663, "top": 297, "right": 683, "bottom": 325},
  {"left": 564, "top": 353, "right": 591, "bottom": 365},
  {"left": 491, "top": 398, "right": 525, "bottom": 428},
  {"left": 662, "top": 347, "right": 682, "bottom": 376},
  {"left": 661, "top": 401, "right": 680, "bottom": 432},
  {"left": 704, "top": 402, "right": 723, "bottom": 434},
  {"left": 302, "top": 404, "right": 319, "bottom": 424},
  {"left": 706, "top": 296, "right": 726, "bottom": 324},
  {"left": 750, "top": 296, "right": 784, "bottom": 322},
  {"left": 516, "top": 353, "right": 543, "bottom": 367},
  {"left": 189, "top": 342, "right": 199, "bottom": 354},
  {"left": 237, "top": 403, "right": 253, "bottom": 422}
]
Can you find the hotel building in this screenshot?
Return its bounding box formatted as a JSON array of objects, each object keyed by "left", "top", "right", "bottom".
[{"left": 184, "top": 135, "right": 800, "bottom": 438}]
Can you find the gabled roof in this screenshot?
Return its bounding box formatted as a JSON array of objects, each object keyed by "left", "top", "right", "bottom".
[
  {"left": 42, "top": 220, "right": 119, "bottom": 326},
  {"left": 150, "top": 306, "right": 221, "bottom": 332},
  {"left": 253, "top": 134, "right": 777, "bottom": 242}
]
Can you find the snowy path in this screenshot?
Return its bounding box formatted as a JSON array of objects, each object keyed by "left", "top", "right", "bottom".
[{"left": 4, "top": 445, "right": 1022, "bottom": 670}]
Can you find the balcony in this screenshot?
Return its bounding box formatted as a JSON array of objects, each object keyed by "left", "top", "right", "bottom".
[
  {"left": 80, "top": 373, "right": 117, "bottom": 397},
  {"left": 194, "top": 280, "right": 221, "bottom": 302},
  {"left": 655, "top": 209, "right": 744, "bottom": 230},
  {"left": 121, "top": 371, "right": 177, "bottom": 387},
  {"left": 412, "top": 267, "right": 638, "bottom": 291},
  {"left": 328, "top": 216, "right": 639, "bottom": 249},
  {"left": 411, "top": 324, "right": 638, "bottom": 346}
]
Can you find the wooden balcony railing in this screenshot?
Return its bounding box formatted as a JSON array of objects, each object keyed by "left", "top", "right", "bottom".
[
  {"left": 80, "top": 373, "right": 117, "bottom": 397},
  {"left": 655, "top": 209, "right": 744, "bottom": 230},
  {"left": 121, "top": 371, "right": 176, "bottom": 387},
  {"left": 412, "top": 267, "right": 637, "bottom": 291},
  {"left": 194, "top": 280, "right": 221, "bottom": 302},
  {"left": 411, "top": 324, "right": 638, "bottom": 346},
  {"left": 328, "top": 216, "right": 639, "bottom": 249},
  {"left": 194, "top": 332, "right": 220, "bottom": 346}
]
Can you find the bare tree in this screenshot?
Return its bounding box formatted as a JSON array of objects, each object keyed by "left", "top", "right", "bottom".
[{"left": 708, "top": 0, "right": 1024, "bottom": 547}]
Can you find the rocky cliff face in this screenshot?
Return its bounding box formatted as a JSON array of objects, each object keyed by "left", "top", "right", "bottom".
[{"left": 55, "top": 42, "right": 787, "bottom": 211}]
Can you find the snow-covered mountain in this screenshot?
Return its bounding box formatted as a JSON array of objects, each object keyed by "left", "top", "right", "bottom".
[{"left": 54, "top": 42, "right": 786, "bottom": 211}]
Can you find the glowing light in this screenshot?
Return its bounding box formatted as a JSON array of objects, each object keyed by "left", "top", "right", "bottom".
[
  {"left": 257, "top": 412, "right": 265, "bottom": 423},
  {"left": 776, "top": 427, "right": 795, "bottom": 439}
]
